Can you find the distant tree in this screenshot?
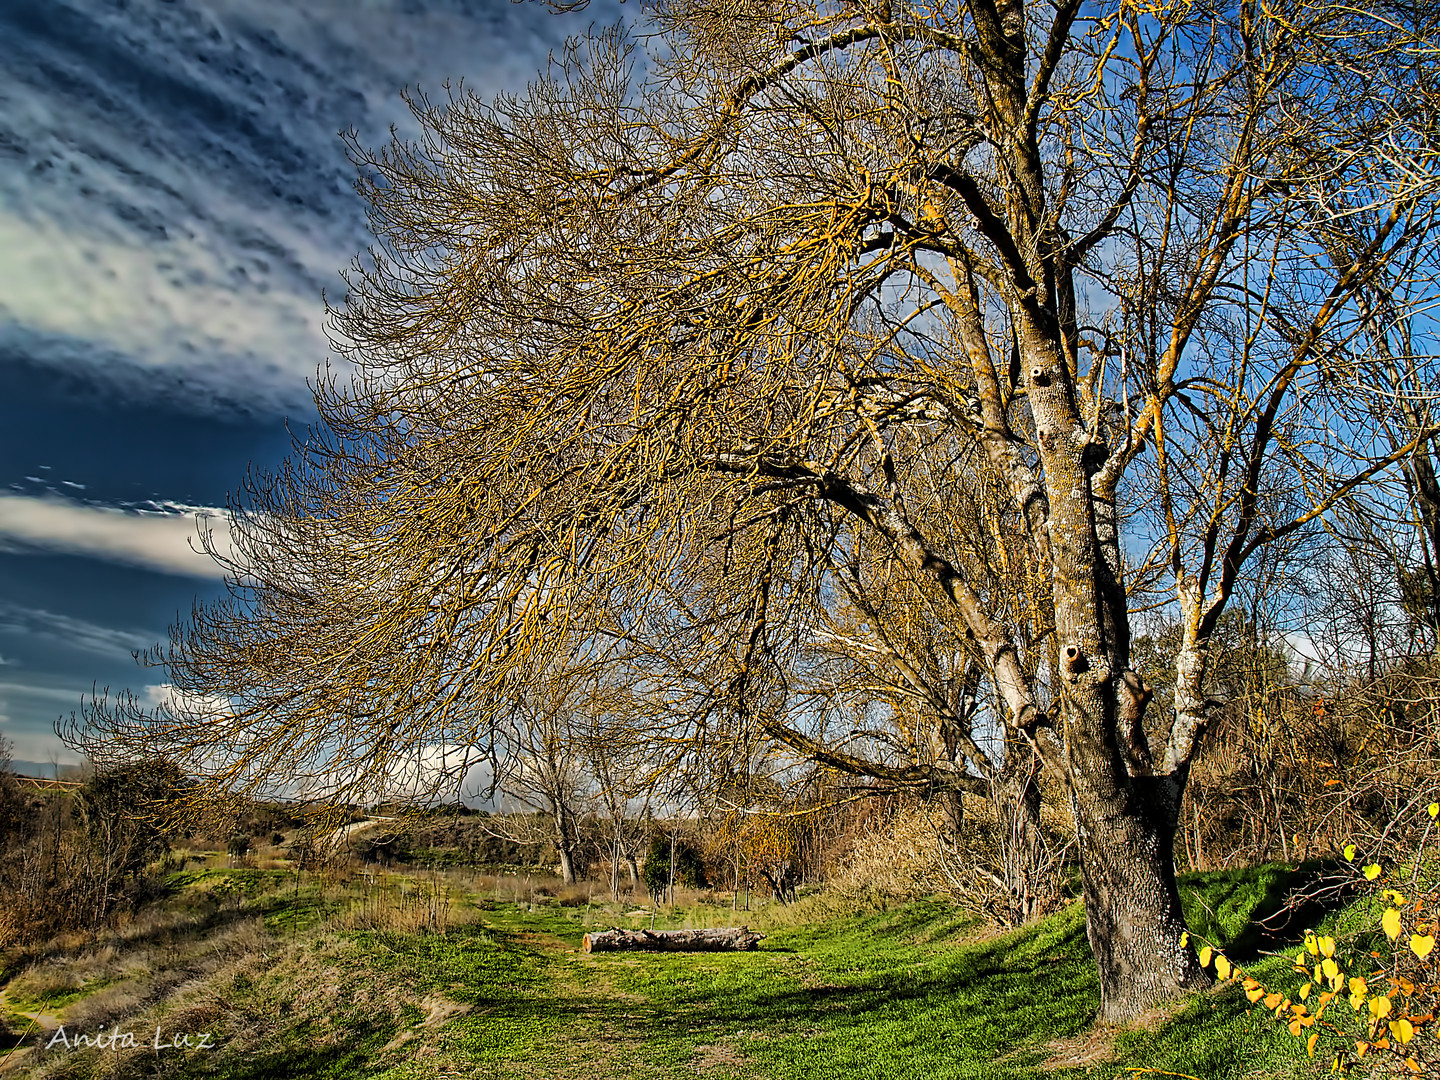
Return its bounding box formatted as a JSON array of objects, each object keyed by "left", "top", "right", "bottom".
[
  {"left": 643, "top": 832, "right": 706, "bottom": 904},
  {"left": 74, "top": 758, "right": 189, "bottom": 881},
  {"left": 0, "top": 738, "right": 33, "bottom": 856}
]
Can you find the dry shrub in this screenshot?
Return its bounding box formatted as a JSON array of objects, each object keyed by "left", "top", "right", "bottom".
[
  {"left": 554, "top": 882, "right": 596, "bottom": 907},
  {"left": 828, "top": 802, "right": 1068, "bottom": 926},
  {"left": 829, "top": 805, "right": 965, "bottom": 899},
  {"left": 0, "top": 904, "right": 22, "bottom": 953},
  {"left": 335, "top": 871, "right": 469, "bottom": 934}
]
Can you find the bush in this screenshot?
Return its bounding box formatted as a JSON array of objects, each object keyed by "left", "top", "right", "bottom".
[
  {"left": 642, "top": 832, "right": 707, "bottom": 902},
  {"left": 0, "top": 757, "right": 189, "bottom": 945},
  {"left": 1198, "top": 800, "right": 1440, "bottom": 1076}
]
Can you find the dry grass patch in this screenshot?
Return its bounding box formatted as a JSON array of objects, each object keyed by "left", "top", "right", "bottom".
[
  {"left": 1038, "top": 997, "right": 1197, "bottom": 1072},
  {"left": 689, "top": 1041, "right": 748, "bottom": 1072},
  {"left": 380, "top": 991, "right": 472, "bottom": 1052}
]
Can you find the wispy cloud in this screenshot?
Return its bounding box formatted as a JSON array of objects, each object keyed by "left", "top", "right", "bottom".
[
  {"left": 0, "top": 0, "right": 605, "bottom": 416},
  {"left": 0, "top": 680, "right": 92, "bottom": 703},
  {"left": 0, "top": 213, "right": 333, "bottom": 417},
  {"left": 0, "top": 493, "right": 232, "bottom": 578},
  {"left": 0, "top": 601, "right": 158, "bottom": 658}
]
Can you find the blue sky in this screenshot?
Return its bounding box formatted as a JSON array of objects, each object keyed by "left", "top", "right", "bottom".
[{"left": 0, "top": 0, "right": 612, "bottom": 767}]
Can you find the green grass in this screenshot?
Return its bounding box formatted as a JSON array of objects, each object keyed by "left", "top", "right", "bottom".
[{"left": 5, "top": 867, "right": 1332, "bottom": 1080}]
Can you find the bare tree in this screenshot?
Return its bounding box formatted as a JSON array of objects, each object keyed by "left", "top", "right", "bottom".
[
  {"left": 485, "top": 659, "right": 643, "bottom": 885},
  {"left": 71, "top": 0, "right": 1440, "bottom": 1021}
]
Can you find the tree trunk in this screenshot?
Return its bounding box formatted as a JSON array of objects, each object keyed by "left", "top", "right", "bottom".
[
  {"left": 1073, "top": 776, "right": 1210, "bottom": 1024},
  {"left": 667, "top": 830, "right": 676, "bottom": 904},
  {"left": 553, "top": 804, "right": 577, "bottom": 885},
  {"left": 582, "top": 926, "right": 764, "bottom": 952}
]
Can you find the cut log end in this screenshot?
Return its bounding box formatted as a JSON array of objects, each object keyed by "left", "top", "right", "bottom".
[{"left": 582, "top": 926, "right": 765, "bottom": 953}]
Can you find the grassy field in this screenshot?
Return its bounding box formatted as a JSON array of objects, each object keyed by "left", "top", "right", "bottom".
[{"left": 0, "top": 865, "right": 1326, "bottom": 1080}]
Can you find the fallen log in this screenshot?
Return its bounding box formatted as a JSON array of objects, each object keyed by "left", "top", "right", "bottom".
[{"left": 582, "top": 926, "right": 765, "bottom": 953}]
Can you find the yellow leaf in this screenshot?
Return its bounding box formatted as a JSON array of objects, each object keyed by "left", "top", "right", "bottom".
[
  {"left": 1299, "top": 982, "right": 1313, "bottom": 1000},
  {"left": 1306, "top": 934, "right": 1320, "bottom": 956},
  {"left": 1384, "top": 909, "right": 1403, "bottom": 940},
  {"left": 1264, "top": 992, "right": 1284, "bottom": 1009},
  {"left": 1384, "top": 889, "right": 1408, "bottom": 905},
  {"left": 1307, "top": 1031, "right": 1319, "bottom": 1057},
  {"left": 1322, "top": 958, "right": 1340, "bottom": 981},
  {"left": 1245, "top": 980, "right": 1266, "bottom": 1003},
  {"left": 1390, "top": 1017, "right": 1415, "bottom": 1044},
  {"left": 1288, "top": 1018, "right": 1304, "bottom": 1037},
  {"left": 1411, "top": 934, "right": 1435, "bottom": 960},
  {"left": 1350, "top": 992, "right": 1367, "bottom": 1011},
  {"left": 1179, "top": 931, "right": 1188, "bottom": 948},
  {"left": 1344, "top": 844, "right": 1357, "bottom": 861},
  {"left": 1199, "top": 945, "right": 1213, "bottom": 968},
  {"left": 1363, "top": 863, "right": 1382, "bottom": 881},
  {"left": 1215, "top": 955, "right": 1232, "bottom": 980},
  {"left": 1319, "top": 936, "right": 1337, "bottom": 958},
  {"left": 1406, "top": 1057, "right": 1423, "bottom": 1073},
  {"left": 1429, "top": 803, "right": 1439, "bottom": 819},
  {"left": 1355, "top": 1040, "right": 1369, "bottom": 1059},
  {"left": 1370, "top": 996, "right": 1393, "bottom": 1019}
]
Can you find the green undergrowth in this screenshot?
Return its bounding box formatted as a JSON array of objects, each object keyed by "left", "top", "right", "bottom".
[{"left": 2, "top": 866, "right": 1331, "bottom": 1080}]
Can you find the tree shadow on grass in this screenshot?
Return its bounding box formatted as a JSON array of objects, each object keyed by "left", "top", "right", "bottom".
[
  {"left": 580, "top": 904, "right": 1101, "bottom": 1074},
  {"left": 1180, "top": 860, "right": 1351, "bottom": 962},
  {"left": 189, "top": 1031, "right": 393, "bottom": 1080},
  {"left": 564, "top": 889, "right": 1317, "bottom": 1080}
]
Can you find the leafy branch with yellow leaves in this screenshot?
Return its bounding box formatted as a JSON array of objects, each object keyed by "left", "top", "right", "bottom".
[{"left": 1193, "top": 801, "right": 1440, "bottom": 1076}]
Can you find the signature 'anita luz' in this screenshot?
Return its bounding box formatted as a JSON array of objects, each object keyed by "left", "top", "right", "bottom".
[{"left": 44, "top": 1026, "right": 215, "bottom": 1052}]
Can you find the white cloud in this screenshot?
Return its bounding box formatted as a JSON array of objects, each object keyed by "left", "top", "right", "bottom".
[
  {"left": 376, "top": 742, "right": 492, "bottom": 803},
  {"left": 0, "top": 493, "right": 233, "bottom": 578},
  {"left": 0, "top": 209, "right": 334, "bottom": 414},
  {"left": 141, "top": 682, "right": 232, "bottom": 719}
]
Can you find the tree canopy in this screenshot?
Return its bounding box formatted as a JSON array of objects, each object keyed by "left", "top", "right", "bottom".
[{"left": 73, "top": 0, "right": 1440, "bottom": 1020}]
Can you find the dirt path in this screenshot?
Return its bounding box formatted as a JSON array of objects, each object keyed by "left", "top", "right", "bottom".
[
  {"left": 0, "top": 986, "right": 64, "bottom": 1074},
  {"left": 324, "top": 815, "right": 397, "bottom": 849}
]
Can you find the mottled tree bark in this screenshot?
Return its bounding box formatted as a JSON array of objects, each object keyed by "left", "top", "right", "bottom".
[{"left": 582, "top": 926, "right": 764, "bottom": 952}]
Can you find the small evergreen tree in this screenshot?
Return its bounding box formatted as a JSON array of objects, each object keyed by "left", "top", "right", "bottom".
[{"left": 642, "top": 832, "right": 707, "bottom": 903}]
